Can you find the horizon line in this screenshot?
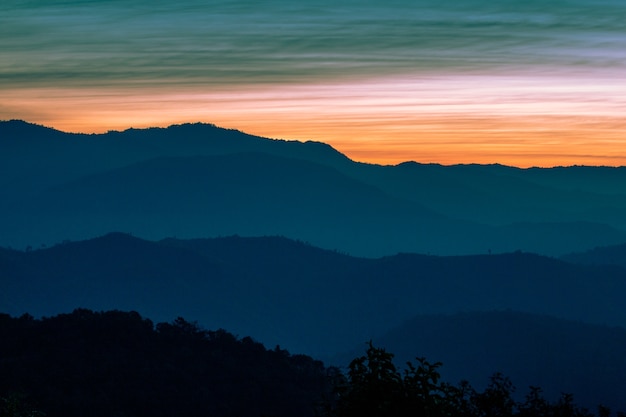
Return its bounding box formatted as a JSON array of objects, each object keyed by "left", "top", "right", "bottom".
[{"left": 2, "top": 118, "right": 625, "bottom": 170}]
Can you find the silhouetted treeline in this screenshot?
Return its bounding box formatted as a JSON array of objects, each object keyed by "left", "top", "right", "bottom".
[
  {"left": 322, "top": 343, "right": 626, "bottom": 417},
  {"left": 339, "top": 311, "right": 626, "bottom": 412},
  {"left": 2, "top": 310, "right": 623, "bottom": 417},
  {"left": 0, "top": 309, "right": 329, "bottom": 417}
]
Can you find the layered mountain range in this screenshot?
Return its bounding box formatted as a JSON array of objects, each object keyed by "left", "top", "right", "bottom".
[
  {"left": 3, "top": 233, "right": 626, "bottom": 410},
  {"left": 3, "top": 120, "right": 626, "bottom": 411},
  {"left": 2, "top": 231, "right": 625, "bottom": 354},
  {"left": 2, "top": 120, "right": 626, "bottom": 257}
]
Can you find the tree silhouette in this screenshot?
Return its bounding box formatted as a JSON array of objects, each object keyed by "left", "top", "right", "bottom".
[
  {"left": 329, "top": 342, "right": 462, "bottom": 417},
  {"left": 0, "top": 309, "right": 329, "bottom": 417},
  {"left": 324, "top": 343, "right": 620, "bottom": 417}
]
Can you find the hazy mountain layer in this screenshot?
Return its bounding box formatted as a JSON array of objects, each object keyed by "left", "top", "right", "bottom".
[
  {"left": 2, "top": 120, "right": 626, "bottom": 257},
  {"left": 3, "top": 233, "right": 626, "bottom": 357},
  {"left": 561, "top": 242, "right": 626, "bottom": 269}
]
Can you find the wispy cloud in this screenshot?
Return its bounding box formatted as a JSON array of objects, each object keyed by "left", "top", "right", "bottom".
[
  {"left": 2, "top": 0, "right": 625, "bottom": 87},
  {"left": 2, "top": 0, "right": 626, "bottom": 166}
]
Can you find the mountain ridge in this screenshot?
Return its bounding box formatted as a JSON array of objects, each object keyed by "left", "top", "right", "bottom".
[
  {"left": 4, "top": 233, "right": 626, "bottom": 357},
  {"left": 2, "top": 120, "right": 626, "bottom": 257}
]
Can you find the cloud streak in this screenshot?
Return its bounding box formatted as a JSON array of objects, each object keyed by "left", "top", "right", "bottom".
[
  {"left": 2, "top": 0, "right": 626, "bottom": 166},
  {"left": 3, "top": 0, "right": 625, "bottom": 87}
]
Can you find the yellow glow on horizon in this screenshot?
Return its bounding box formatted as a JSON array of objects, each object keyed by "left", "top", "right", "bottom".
[{"left": 3, "top": 73, "right": 626, "bottom": 168}]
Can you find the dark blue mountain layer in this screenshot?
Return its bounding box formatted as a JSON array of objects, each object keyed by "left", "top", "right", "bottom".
[
  {"left": 561, "top": 242, "right": 626, "bottom": 269},
  {"left": 2, "top": 120, "right": 626, "bottom": 256},
  {"left": 3, "top": 233, "right": 626, "bottom": 358},
  {"left": 3, "top": 152, "right": 479, "bottom": 257}
]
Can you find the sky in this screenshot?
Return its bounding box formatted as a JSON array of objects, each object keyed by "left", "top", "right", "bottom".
[{"left": 2, "top": 0, "right": 626, "bottom": 167}]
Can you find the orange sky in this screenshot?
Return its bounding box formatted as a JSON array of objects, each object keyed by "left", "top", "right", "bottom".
[
  {"left": 3, "top": 1, "right": 626, "bottom": 168},
  {"left": 4, "top": 73, "right": 626, "bottom": 167}
]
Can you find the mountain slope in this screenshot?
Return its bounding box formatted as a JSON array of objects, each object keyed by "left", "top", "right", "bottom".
[
  {"left": 3, "top": 152, "right": 481, "bottom": 257},
  {"left": 3, "top": 234, "right": 626, "bottom": 357},
  {"left": 561, "top": 242, "right": 626, "bottom": 269},
  {"left": 2, "top": 120, "right": 626, "bottom": 256},
  {"left": 0, "top": 120, "right": 349, "bottom": 194},
  {"left": 342, "top": 161, "right": 626, "bottom": 229},
  {"left": 0, "top": 309, "right": 328, "bottom": 417}
]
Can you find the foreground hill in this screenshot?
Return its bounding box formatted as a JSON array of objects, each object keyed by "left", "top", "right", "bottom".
[
  {"left": 2, "top": 120, "right": 626, "bottom": 256},
  {"left": 3, "top": 233, "right": 626, "bottom": 357},
  {"left": 334, "top": 311, "right": 626, "bottom": 412},
  {"left": 0, "top": 309, "right": 328, "bottom": 417},
  {"left": 3, "top": 309, "right": 618, "bottom": 417}
]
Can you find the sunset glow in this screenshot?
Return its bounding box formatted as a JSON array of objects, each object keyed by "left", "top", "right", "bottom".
[{"left": 2, "top": 0, "right": 626, "bottom": 167}]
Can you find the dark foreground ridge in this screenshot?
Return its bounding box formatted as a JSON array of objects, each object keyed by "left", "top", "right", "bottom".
[
  {"left": 1, "top": 309, "right": 624, "bottom": 417},
  {"left": 0, "top": 309, "right": 329, "bottom": 417}
]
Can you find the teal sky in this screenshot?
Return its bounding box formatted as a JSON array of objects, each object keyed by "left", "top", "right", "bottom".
[
  {"left": 2, "top": 0, "right": 626, "bottom": 166},
  {"left": 2, "top": 0, "right": 625, "bottom": 86}
]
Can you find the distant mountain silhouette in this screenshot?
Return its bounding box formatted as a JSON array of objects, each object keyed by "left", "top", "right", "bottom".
[
  {"left": 334, "top": 310, "right": 626, "bottom": 412},
  {"left": 2, "top": 120, "right": 626, "bottom": 256},
  {"left": 3, "top": 152, "right": 483, "bottom": 257},
  {"left": 561, "top": 242, "right": 626, "bottom": 269},
  {"left": 343, "top": 161, "right": 626, "bottom": 231},
  {"left": 3, "top": 233, "right": 626, "bottom": 357},
  {"left": 0, "top": 120, "right": 348, "bottom": 195}
]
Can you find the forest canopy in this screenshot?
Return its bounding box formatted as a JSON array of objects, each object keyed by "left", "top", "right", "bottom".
[{"left": 0, "top": 309, "right": 328, "bottom": 417}]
